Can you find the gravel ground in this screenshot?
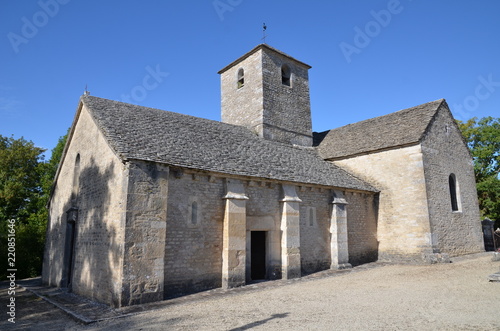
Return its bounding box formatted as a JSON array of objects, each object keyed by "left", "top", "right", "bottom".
[{"left": 2, "top": 253, "right": 499, "bottom": 330}]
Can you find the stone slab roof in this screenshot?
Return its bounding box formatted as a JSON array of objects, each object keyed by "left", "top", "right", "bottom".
[
  {"left": 314, "top": 99, "right": 445, "bottom": 160},
  {"left": 81, "top": 95, "right": 376, "bottom": 192},
  {"left": 218, "top": 44, "right": 311, "bottom": 74}
]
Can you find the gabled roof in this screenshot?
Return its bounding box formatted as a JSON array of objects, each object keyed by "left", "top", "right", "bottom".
[
  {"left": 314, "top": 99, "right": 446, "bottom": 160},
  {"left": 80, "top": 95, "right": 376, "bottom": 192}
]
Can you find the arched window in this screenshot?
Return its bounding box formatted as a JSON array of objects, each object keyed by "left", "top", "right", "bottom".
[
  {"left": 71, "top": 154, "right": 80, "bottom": 204},
  {"left": 191, "top": 201, "right": 198, "bottom": 225},
  {"left": 306, "top": 207, "right": 316, "bottom": 227},
  {"left": 449, "top": 174, "right": 460, "bottom": 211},
  {"left": 281, "top": 64, "right": 291, "bottom": 86},
  {"left": 237, "top": 68, "right": 244, "bottom": 89}
]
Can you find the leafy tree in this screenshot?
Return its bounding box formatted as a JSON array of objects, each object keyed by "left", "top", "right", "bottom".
[
  {"left": 457, "top": 117, "right": 500, "bottom": 227},
  {"left": 0, "top": 136, "right": 45, "bottom": 222},
  {"left": 0, "top": 133, "right": 67, "bottom": 279},
  {"left": 0, "top": 135, "right": 45, "bottom": 279},
  {"left": 476, "top": 176, "right": 500, "bottom": 225}
]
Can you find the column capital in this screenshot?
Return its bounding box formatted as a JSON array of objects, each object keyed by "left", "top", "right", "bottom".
[
  {"left": 223, "top": 179, "right": 249, "bottom": 200},
  {"left": 331, "top": 190, "right": 348, "bottom": 205},
  {"left": 223, "top": 193, "right": 249, "bottom": 200},
  {"left": 331, "top": 197, "right": 348, "bottom": 205},
  {"left": 280, "top": 184, "right": 302, "bottom": 202}
]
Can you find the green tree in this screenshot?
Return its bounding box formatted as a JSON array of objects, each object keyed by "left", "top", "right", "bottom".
[
  {"left": 0, "top": 136, "right": 45, "bottom": 222},
  {"left": 0, "top": 135, "right": 46, "bottom": 279},
  {"left": 0, "top": 133, "right": 68, "bottom": 279},
  {"left": 457, "top": 117, "right": 500, "bottom": 227}
]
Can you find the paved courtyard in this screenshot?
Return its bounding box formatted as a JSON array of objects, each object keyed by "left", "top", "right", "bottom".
[{"left": 2, "top": 252, "right": 499, "bottom": 330}]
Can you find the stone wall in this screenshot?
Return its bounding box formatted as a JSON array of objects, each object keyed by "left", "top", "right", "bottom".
[
  {"left": 246, "top": 182, "right": 282, "bottom": 280},
  {"left": 420, "top": 105, "right": 484, "bottom": 256},
  {"left": 220, "top": 45, "right": 313, "bottom": 147},
  {"left": 220, "top": 49, "right": 263, "bottom": 134},
  {"left": 344, "top": 191, "right": 379, "bottom": 265},
  {"left": 334, "top": 145, "right": 434, "bottom": 262},
  {"left": 42, "top": 104, "right": 127, "bottom": 307},
  {"left": 298, "top": 186, "right": 378, "bottom": 272},
  {"left": 163, "top": 170, "right": 225, "bottom": 298},
  {"left": 298, "top": 187, "right": 332, "bottom": 274},
  {"left": 121, "top": 160, "right": 168, "bottom": 306},
  {"left": 261, "top": 49, "right": 312, "bottom": 146},
  {"left": 162, "top": 171, "right": 379, "bottom": 296}
]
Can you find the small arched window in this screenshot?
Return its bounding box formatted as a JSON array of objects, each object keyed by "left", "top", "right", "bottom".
[
  {"left": 191, "top": 201, "right": 198, "bottom": 225},
  {"left": 71, "top": 154, "right": 81, "bottom": 204},
  {"left": 306, "top": 207, "right": 316, "bottom": 227},
  {"left": 449, "top": 174, "right": 460, "bottom": 212},
  {"left": 237, "top": 68, "right": 244, "bottom": 89},
  {"left": 281, "top": 64, "right": 291, "bottom": 86}
]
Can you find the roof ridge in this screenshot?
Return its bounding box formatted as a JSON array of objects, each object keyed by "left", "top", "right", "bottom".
[
  {"left": 418, "top": 99, "right": 446, "bottom": 142},
  {"left": 327, "top": 99, "right": 444, "bottom": 132},
  {"left": 316, "top": 99, "right": 446, "bottom": 160},
  {"left": 81, "top": 94, "right": 255, "bottom": 132},
  {"left": 218, "top": 44, "right": 311, "bottom": 74},
  {"left": 79, "top": 95, "right": 376, "bottom": 191}
]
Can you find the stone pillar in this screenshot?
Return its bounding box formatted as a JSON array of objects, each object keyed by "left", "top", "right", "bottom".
[
  {"left": 280, "top": 185, "right": 302, "bottom": 279},
  {"left": 330, "top": 191, "right": 352, "bottom": 269},
  {"left": 222, "top": 179, "right": 248, "bottom": 289}
]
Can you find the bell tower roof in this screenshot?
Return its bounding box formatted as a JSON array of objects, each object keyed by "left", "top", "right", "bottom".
[{"left": 218, "top": 44, "right": 311, "bottom": 75}]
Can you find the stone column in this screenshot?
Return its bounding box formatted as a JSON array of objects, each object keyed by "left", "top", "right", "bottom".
[
  {"left": 222, "top": 179, "right": 248, "bottom": 289},
  {"left": 280, "top": 185, "right": 302, "bottom": 279},
  {"left": 330, "top": 191, "right": 352, "bottom": 269}
]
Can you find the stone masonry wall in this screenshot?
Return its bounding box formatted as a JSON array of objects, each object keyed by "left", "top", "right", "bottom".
[
  {"left": 121, "top": 160, "right": 168, "bottom": 306},
  {"left": 298, "top": 186, "right": 378, "bottom": 273},
  {"left": 220, "top": 50, "right": 263, "bottom": 134},
  {"left": 42, "top": 104, "right": 127, "bottom": 307},
  {"left": 420, "top": 105, "right": 484, "bottom": 256},
  {"left": 298, "top": 187, "right": 331, "bottom": 274},
  {"left": 261, "top": 49, "right": 313, "bottom": 146},
  {"left": 344, "top": 191, "right": 379, "bottom": 265},
  {"left": 220, "top": 46, "right": 313, "bottom": 146},
  {"left": 334, "top": 145, "right": 434, "bottom": 262},
  {"left": 162, "top": 172, "right": 378, "bottom": 297},
  {"left": 245, "top": 182, "right": 282, "bottom": 280},
  {"left": 164, "top": 170, "right": 225, "bottom": 298}
]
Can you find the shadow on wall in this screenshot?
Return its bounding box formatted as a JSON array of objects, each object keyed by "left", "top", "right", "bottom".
[
  {"left": 44, "top": 156, "right": 122, "bottom": 307},
  {"left": 348, "top": 192, "right": 379, "bottom": 267}
]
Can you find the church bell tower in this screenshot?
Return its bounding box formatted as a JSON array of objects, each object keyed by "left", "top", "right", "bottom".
[{"left": 218, "top": 44, "right": 313, "bottom": 147}]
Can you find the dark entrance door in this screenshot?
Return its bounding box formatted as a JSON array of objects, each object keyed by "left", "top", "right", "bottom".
[
  {"left": 251, "top": 231, "right": 266, "bottom": 280},
  {"left": 62, "top": 207, "right": 78, "bottom": 289}
]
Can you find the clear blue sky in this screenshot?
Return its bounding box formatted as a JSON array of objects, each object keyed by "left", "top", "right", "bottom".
[{"left": 1, "top": 0, "right": 499, "bottom": 159}]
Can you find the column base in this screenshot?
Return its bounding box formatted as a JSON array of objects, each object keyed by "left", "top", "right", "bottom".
[
  {"left": 331, "top": 263, "right": 352, "bottom": 270},
  {"left": 222, "top": 277, "right": 246, "bottom": 289},
  {"left": 282, "top": 266, "right": 301, "bottom": 280},
  {"left": 421, "top": 252, "right": 450, "bottom": 264}
]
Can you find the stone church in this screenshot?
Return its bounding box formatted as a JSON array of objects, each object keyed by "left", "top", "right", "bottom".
[{"left": 42, "top": 44, "right": 484, "bottom": 307}]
